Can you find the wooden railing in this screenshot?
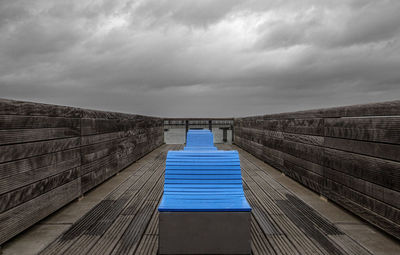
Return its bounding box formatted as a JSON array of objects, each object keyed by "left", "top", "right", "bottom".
[
  {"left": 0, "top": 99, "right": 164, "bottom": 245},
  {"left": 233, "top": 100, "right": 400, "bottom": 240},
  {"left": 1, "top": 98, "right": 399, "bottom": 244},
  {"left": 164, "top": 118, "right": 234, "bottom": 143},
  {"left": 164, "top": 118, "right": 233, "bottom": 129}
]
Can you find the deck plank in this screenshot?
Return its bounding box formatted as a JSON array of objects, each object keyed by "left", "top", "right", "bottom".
[
  {"left": 39, "top": 145, "right": 175, "bottom": 255},
  {"left": 39, "top": 144, "right": 373, "bottom": 255}
]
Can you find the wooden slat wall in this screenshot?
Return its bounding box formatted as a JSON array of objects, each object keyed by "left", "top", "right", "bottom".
[
  {"left": 0, "top": 99, "right": 164, "bottom": 245},
  {"left": 234, "top": 100, "right": 400, "bottom": 240}
]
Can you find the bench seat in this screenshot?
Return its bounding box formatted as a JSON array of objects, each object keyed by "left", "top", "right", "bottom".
[
  {"left": 158, "top": 130, "right": 251, "bottom": 254},
  {"left": 159, "top": 150, "right": 250, "bottom": 212},
  {"left": 184, "top": 129, "right": 216, "bottom": 150}
]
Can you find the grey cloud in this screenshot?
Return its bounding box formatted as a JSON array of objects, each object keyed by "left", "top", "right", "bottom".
[
  {"left": 0, "top": 1, "right": 31, "bottom": 28},
  {"left": 134, "top": 0, "right": 242, "bottom": 27},
  {"left": 245, "top": 44, "right": 400, "bottom": 92},
  {"left": 1, "top": 0, "right": 400, "bottom": 117},
  {"left": 255, "top": 1, "right": 400, "bottom": 50},
  {"left": 3, "top": 20, "right": 82, "bottom": 60},
  {"left": 317, "top": 1, "right": 400, "bottom": 48}
]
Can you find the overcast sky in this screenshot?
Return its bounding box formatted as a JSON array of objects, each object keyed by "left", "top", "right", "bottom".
[{"left": 1, "top": 0, "right": 400, "bottom": 117}]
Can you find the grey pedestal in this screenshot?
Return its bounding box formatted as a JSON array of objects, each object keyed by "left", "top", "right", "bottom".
[{"left": 159, "top": 212, "right": 251, "bottom": 254}]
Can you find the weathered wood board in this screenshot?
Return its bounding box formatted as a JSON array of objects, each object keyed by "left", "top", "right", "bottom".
[
  {"left": 234, "top": 100, "right": 400, "bottom": 240},
  {"left": 39, "top": 144, "right": 374, "bottom": 255},
  {"left": 0, "top": 98, "right": 164, "bottom": 245}
]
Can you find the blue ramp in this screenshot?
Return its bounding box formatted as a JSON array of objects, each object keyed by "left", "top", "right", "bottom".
[
  {"left": 184, "top": 130, "right": 217, "bottom": 151},
  {"left": 158, "top": 131, "right": 252, "bottom": 254},
  {"left": 159, "top": 130, "right": 251, "bottom": 212}
]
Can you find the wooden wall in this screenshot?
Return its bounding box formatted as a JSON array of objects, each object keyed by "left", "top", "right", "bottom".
[
  {"left": 234, "top": 100, "right": 400, "bottom": 240},
  {"left": 0, "top": 99, "right": 164, "bottom": 245}
]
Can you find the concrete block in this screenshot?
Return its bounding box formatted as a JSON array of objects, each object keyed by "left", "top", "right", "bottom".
[{"left": 159, "top": 212, "right": 251, "bottom": 254}]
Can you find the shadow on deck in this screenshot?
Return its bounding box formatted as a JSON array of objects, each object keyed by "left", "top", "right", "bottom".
[{"left": 3, "top": 144, "right": 400, "bottom": 255}]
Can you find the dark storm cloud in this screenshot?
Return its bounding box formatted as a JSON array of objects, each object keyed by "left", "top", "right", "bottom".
[{"left": 0, "top": 0, "right": 399, "bottom": 117}]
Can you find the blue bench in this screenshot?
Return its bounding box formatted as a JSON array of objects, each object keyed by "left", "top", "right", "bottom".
[
  {"left": 159, "top": 150, "right": 251, "bottom": 212},
  {"left": 184, "top": 130, "right": 217, "bottom": 151},
  {"left": 158, "top": 129, "right": 251, "bottom": 254}
]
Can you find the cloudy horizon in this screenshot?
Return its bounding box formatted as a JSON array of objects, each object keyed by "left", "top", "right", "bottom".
[{"left": 1, "top": 0, "right": 400, "bottom": 118}]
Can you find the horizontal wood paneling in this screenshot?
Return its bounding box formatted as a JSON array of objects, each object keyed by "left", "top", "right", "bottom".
[
  {"left": 323, "top": 148, "right": 400, "bottom": 191},
  {"left": 0, "top": 137, "right": 81, "bottom": 164},
  {"left": 0, "top": 127, "right": 80, "bottom": 145},
  {"left": 0, "top": 148, "right": 80, "bottom": 179},
  {"left": 234, "top": 100, "right": 400, "bottom": 240},
  {"left": 0, "top": 99, "right": 81, "bottom": 117},
  {"left": 324, "top": 137, "right": 400, "bottom": 162},
  {"left": 0, "top": 157, "right": 81, "bottom": 195},
  {"left": 0, "top": 98, "right": 164, "bottom": 245},
  {"left": 262, "top": 100, "right": 400, "bottom": 119},
  {"left": 0, "top": 179, "right": 81, "bottom": 245},
  {"left": 325, "top": 117, "right": 400, "bottom": 144},
  {"left": 79, "top": 115, "right": 163, "bottom": 193},
  {"left": 282, "top": 118, "right": 325, "bottom": 136},
  {"left": 0, "top": 115, "right": 80, "bottom": 129},
  {"left": 0, "top": 167, "right": 80, "bottom": 213}
]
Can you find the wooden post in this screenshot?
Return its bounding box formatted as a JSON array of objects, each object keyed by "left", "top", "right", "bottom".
[
  {"left": 231, "top": 124, "right": 234, "bottom": 143},
  {"left": 185, "top": 120, "right": 189, "bottom": 143},
  {"left": 222, "top": 128, "right": 228, "bottom": 142},
  {"left": 219, "top": 127, "right": 229, "bottom": 143}
]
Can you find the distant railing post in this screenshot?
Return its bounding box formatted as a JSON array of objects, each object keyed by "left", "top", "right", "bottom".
[
  {"left": 185, "top": 120, "right": 189, "bottom": 143},
  {"left": 223, "top": 128, "right": 227, "bottom": 142},
  {"left": 208, "top": 120, "right": 212, "bottom": 131},
  {"left": 231, "top": 124, "right": 234, "bottom": 143}
]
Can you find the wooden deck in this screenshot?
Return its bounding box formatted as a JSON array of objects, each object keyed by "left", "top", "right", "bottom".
[{"left": 38, "top": 144, "right": 374, "bottom": 255}]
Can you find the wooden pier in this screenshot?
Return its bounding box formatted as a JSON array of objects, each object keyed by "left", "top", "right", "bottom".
[
  {"left": 32, "top": 144, "right": 383, "bottom": 255},
  {"left": 1, "top": 99, "right": 399, "bottom": 254}
]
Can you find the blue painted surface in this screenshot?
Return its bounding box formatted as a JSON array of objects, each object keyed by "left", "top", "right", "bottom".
[
  {"left": 159, "top": 130, "right": 252, "bottom": 212},
  {"left": 184, "top": 130, "right": 217, "bottom": 151}
]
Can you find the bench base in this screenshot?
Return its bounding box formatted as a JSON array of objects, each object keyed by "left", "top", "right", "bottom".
[{"left": 159, "top": 212, "right": 251, "bottom": 254}]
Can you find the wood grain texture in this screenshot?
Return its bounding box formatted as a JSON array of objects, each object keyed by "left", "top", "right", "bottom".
[
  {"left": 0, "top": 148, "right": 80, "bottom": 179},
  {"left": 0, "top": 179, "right": 81, "bottom": 244},
  {"left": 234, "top": 100, "right": 400, "bottom": 240},
  {"left": 80, "top": 121, "right": 164, "bottom": 193},
  {"left": 325, "top": 117, "right": 400, "bottom": 144},
  {"left": 0, "top": 127, "right": 80, "bottom": 145},
  {"left": 0, "top": 115, "right": 80, "bottom": 129},
  {"left": 327, "top": 185, "right": 400, "bottom": 239},
  {"left": 38, "top": 144, "right": 373, "bottom": 255},
  {"left": 0, "top": 98, "right": 82, "bottom": 117},
  {"left": 0, "top": 157, "right": 81, "bottom": 195},
  {"left": 323, "top": 148, "right": 400, "bottom": 191},
  {"left": 282, "top": 118, "right": 324, "bottom": 136},
  {"left": 0, "top": 167, "right": 80, "bottom": 213},
  {"left": 324, "top": 137, "right": 400, "bottom": 162},
  {"left": 283, "top": 133, "right": 324, "bottom": 146},
  {"left": 262, "top": 100, "right": 400, "bottom": 119},
  {"left": 0, "top": 98, "right": 164, "bottom": 245},
  {"left": 325, "top": 176, "right": 400, "bottom": 223},
  {"left": 281, "top": 140, "right": 324, "bottom": 166},
  {"left": 0, "top": 137, "right": 81, "bottom": 163}
]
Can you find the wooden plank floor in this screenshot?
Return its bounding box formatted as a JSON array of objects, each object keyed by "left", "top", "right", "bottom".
[{"left": 39, "top": 144, "right": 373, "bottom": 255}]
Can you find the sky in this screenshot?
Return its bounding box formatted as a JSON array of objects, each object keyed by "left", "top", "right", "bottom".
[{"left": 0, "top": 0, "right": 400, "bottom": 117}]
